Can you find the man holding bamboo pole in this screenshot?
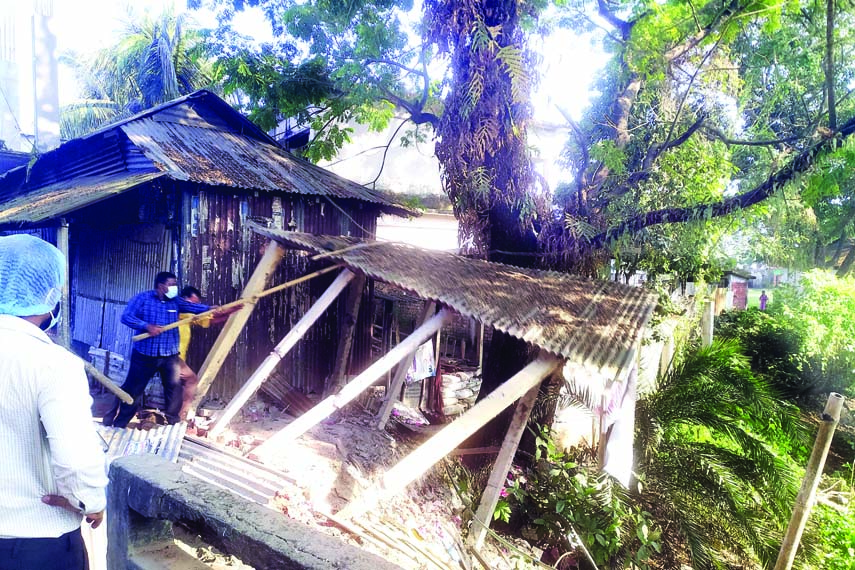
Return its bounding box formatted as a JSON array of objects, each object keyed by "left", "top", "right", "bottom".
[{"left": 103, "top": 272, "right": 229, "bottom": 428}]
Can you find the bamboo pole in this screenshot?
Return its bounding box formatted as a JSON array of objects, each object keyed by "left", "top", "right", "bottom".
[
  {"left": 188, "top": 241, "right": 286, "bottom": 412},
  {"left": 470, "top": 382, "right": 542, "bottom": 549},
  {"left": 208, "top": 269, "right": 355, "bottom": 436},
  {"left": 339, "top": 353, "right": 562, "bottom": 519},
  {"left": 131, "top": 263, "right": 343, "bottom": 342},
  {"left": 376, "top": 300, "right": 436, "bottom": 429},
  {"left": 83, "top": 361, "right": 133, "bottom": 404},
  {"left": 252, "top": 310, "right": 452, "bottom": 462},
  {"left": 57, "top": 218, "right": 71, "bottom": 348},
  {"left": 773, "top": 392, "right": 845, "bottom": 570}
]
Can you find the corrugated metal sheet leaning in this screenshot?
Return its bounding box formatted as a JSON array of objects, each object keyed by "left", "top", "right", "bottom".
[{"left": 251, "top": 227, "right": 658, "bottom": 383}]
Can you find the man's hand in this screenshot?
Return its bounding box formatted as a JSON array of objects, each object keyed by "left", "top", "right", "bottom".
[
  {"left": 145, "top": 324, "right": 164, "bottom": 337},
  {"left": 42, "top": 495, "right": 105, "bottom": 529}
]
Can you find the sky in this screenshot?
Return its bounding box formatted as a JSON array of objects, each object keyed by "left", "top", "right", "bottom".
[{"left": 46, "top": 0, "right": 608, "bottom": 191}]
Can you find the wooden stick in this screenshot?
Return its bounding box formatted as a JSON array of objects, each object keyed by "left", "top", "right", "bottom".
[
  {"left": 327, "top": 272, "right": 367, "bottom": 396},
  {"left": 252, "top": 310, "right": 452, "bottom": 462},
  {"left": 471, "top": 382, "right": 542, "bottom": 549},
  {"left": 132, "top": 263, "right": 343, "bottom": 342},
  {"left": 83, "top": 361, "right": 133, "bottom": 404},
  {"left": 208, "top": 269, "right": 355, "bottom": 437},
  {"left": 309, "top": 241, "right": 384, "bottom": 261},
  {"left": 376, "top": 300, "right": 436, "bottom": 429},
  {"left": 774, "top": 392, "right": 845, "bottom": 570},
  {"left": 339, "top": 353, "right": 562, "bottom": 519}
]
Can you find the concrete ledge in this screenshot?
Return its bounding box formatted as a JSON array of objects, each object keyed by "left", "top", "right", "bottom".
[{"left": 108, "top": 454, "right": 401, "bottom": 570}]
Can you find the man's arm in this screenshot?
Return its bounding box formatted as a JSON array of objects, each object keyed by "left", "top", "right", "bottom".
[
  {"left": 176, "top": 297, "right": 210, "bottom": 315},
  {"left": 121, "top": 292, "right": 149, "bottom": 331},
  {"left": 38, "top": 354, "right": 108, "bottom": 519}
]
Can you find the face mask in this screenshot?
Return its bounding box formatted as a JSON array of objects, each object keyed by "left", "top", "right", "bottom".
[
  {"left": 40, "top": 305, "right": 61, "bottom": 332},
  {"left": 165, "top": 285, "right": 178, "bottom": 299}
]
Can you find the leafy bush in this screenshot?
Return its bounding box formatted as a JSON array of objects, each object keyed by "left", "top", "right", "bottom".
[
  {"left": 495, "top": 429, "right": 661, "bottom": 569},
  {"left": 812, "top": 492, "right": 855, "bottom": 570},
  {"left": 635, "top": 339, "right": 811, "bottom": 569}
]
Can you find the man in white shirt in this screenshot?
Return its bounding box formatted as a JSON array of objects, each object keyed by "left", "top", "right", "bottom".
[{"left": 0, "top": 234, "right": 108, "bottom": 570}]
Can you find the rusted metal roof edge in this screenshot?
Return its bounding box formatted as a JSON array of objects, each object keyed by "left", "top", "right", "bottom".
[{"left": 0, "top": 171, "right": 167, "bottom": 225}]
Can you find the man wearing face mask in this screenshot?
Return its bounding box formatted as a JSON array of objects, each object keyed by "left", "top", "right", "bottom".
[
  {"left": 0, "top": 234, "right": 107, "bottom": 570},
  {"left": 102, "top": 271, "right": 210, "bottom": 428}
]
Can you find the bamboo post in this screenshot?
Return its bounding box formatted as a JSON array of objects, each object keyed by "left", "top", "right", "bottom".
[
  {"left": 56, "top": 218, "right": 71, "bottom": 348},
  {"left": 773, "top": 392, "right": 845, "bottom": 570},
  {"left": 327, "top": 272, "right": 368, "bottom": 396},
  {"left": 339, "top": 353, "right": 562, "bottom": 519},
  {"left": 252, "top": 310, "right": 452, "bottom": 462},
  {"left": 83, "top": 361, "right": 133, "bottom": 404},
  {"left": 376, "top": 301, "right": 436, "bottom": 429},
  {"left": 131, "top": 263, "right": 342, "bottom": 342},
  {"left": 189, "top": 241, "right": 286, "bottom": 411},
  {"left": 208, "top": 270, "right": 356, "bottom": 436},
  {"left": 470, "top": 382, "right": 542, "bottom": 549}
]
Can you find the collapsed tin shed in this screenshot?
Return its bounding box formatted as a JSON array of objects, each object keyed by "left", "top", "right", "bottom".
[
  {"left": 191, "top": 227, "right": 657, "bottom": 546},
  {"left": 0, "top": 90, "right": 409, "bottom": 398}
]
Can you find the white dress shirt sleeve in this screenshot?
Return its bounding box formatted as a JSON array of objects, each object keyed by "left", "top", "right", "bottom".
[{"left": 37, "top": 353, "right": 108, "bottom": 514}]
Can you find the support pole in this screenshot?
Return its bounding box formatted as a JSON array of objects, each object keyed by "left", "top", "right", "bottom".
[
  {"left": 339, "top": 353, "right": 562, "bottom": 519},
  {"left": 189, "top": 240, "right": 286, "bottom": 411},
  {"left": 773, "top": 392, "right": 845, "bottom": 570},
  {"left": 327, "top": 272, "right": 367, "bottom": 396},
  {"left": 252, "top": 310, "right": 452, "bottom": 462},
  {"left": 209, "top": 269, "right": 356, "bottom": 437},
  {"left": 57, "top": 218, "right": 71, "bottom": 348},
  {"left": 470, "top": 381, "right": 542, "bottom": 549},
  {"left": 376, "top": 301, "right": 436, "bottom": 429}
]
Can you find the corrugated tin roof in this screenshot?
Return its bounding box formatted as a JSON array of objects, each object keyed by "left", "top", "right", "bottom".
[
  {"left": 0, "top": 90, "right": 410, "bottom": 219},
  {"left": 0, "top": 172, "right": 166, "bottom": 224},
  {"left": 253, "top": 228, "right": 658, "bottom": 381},
  {"left": 121, "top": 116, "right": 411, "bottom": 217}
]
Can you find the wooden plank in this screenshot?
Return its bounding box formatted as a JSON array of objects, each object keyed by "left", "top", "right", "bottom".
[
  {"left": 252, "top": 310, "right": 452, "bottom": 462},
  {"left": 189, "top": 240, "right": 286, "bottom": 412},
  {"left": 57, "top": 218, "right": 71, "bottom": 348},
  {"left": 326, "top": 272, "right": 367, "bottom": 396},
  {"left": 208, "top": 270, "right": 355, "bottom": 437},
  {"left": 470, "top": 382, "right": 542, "bottom": 549},
  {"left": 339, "top": 353, "right": 562, "bottom": 519},
  {"left": 375, "top": 301, "right": 436, "bottom": 429}
]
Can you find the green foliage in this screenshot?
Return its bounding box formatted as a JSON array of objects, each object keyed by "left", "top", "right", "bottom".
[
  {"left": 813, "top": 498, "right": 855, "bottom": 570},
  {"left": 636, "top": 339, "right": 809, "bottom": 568},
  {"left": 496, "top": 428, "right": 661, "bottom": 568},
  {"left": 61, "top": 9, "right": 215, "bottom": 139},
  {"left": 716, "top": 308, "right": 811, "bottom": 400},
  {"left": 772, "top": 270, "right": 855, "bottom": 397}
]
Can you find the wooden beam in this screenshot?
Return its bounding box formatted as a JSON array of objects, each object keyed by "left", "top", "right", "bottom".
[
  {"left": 470, "top": 382, "right": 542, "bottom": 549},
  {"left": 189, "top": 240, "right": 286, "bottom": 412},
  {"left": 57, "top": 218, "right": 71, "bottom": 348},
  {"left": 252, "top": 310, "right": 452, "bottom": 462},
  {"left": 339, "top": 353, "right": 562, "bottom": 519},
  {"left": 375, "top": 301, "right": 436, "bottom": 429},
  {"left": 208, "top": 269, "right": 356, "bottom": 437},
  {"left": 327, "top": 272, "right": 367, "bottom": 396}
]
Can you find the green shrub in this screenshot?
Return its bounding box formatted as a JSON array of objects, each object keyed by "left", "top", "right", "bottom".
[{"left": 812, "top": 493, "right": 855, "bottom": 570}]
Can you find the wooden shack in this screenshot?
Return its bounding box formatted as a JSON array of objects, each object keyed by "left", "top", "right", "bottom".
[{"left": 0, "top": 90, "right": 409, "bottom": 399}]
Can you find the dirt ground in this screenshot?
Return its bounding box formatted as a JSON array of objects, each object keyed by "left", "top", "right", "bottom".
[{"left": 191, "top": 397, "right": 547, "bottom": 570}]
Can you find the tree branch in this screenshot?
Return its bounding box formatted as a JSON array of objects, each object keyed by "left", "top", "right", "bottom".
[
  {"left": 379, "top": 88, "right": 439, "bottom": 127},
  {"left": 593, "top": 113, "right": 855, "bottom": 247},
  {"left": 596, "top": 0, "right": 633, "bottom": 38},
  {"left": 704, "top": 126, "right": 808, "bottom": 147},
  {"left": 825, "top": 0, "right": 837, "bottom": 130},
  {"left": 365, "top": 118, "right": 408, "bottom": 189}
]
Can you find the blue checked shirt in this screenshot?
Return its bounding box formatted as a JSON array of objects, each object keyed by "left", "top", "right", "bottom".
[{"left": 122, "top": 291, "right": 210, "bottom": 357}]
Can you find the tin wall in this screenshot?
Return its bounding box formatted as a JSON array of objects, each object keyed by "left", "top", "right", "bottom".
[{"left": 182, "top": 187, "right": 378, "bottom": 400}]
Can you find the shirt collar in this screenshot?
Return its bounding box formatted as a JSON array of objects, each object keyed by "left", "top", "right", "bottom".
[{"left": 0, "top": 314, "right": 54, "bottom": 345}]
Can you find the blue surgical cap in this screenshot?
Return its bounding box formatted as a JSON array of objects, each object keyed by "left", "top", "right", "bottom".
[{"left": 0, "top": 234, "right": 65, "bottom": 316}]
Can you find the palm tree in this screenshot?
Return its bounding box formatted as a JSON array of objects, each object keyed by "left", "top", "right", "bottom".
[
  {"left": 635, "top": 339, "right": 812, "bottom": 569},
  {"left": 61, "top": 8, "right": 216, "bottom": 140}
]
